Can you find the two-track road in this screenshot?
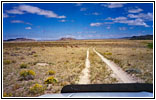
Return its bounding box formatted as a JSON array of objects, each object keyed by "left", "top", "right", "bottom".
[{"left": 78, "top": 48, "right": 143, "bottom": 84}]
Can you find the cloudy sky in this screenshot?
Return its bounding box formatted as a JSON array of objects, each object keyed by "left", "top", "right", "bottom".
[{"left": 3, "top": 3, "right": 153, "bottom": 40}]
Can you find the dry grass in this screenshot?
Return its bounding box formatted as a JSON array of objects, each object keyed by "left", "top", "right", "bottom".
[
  {"left": 89, "top": 49, "right": 118, "bottom": 84},
  {"left": 96, "top": 40, "right": 153, "bottom": 83},
  {"left": 3, "top": 44, "right": 86, "bottom": 97},
  {"left": 3, "top": 39, "right": 153, "bottom": 97}
]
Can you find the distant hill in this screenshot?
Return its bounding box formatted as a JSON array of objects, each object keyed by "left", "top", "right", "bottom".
[
  {"left": 4, "top": 38, "right": 36, "bottom": 42},
  {"left": 59, "top": 37, "right": 76, "bottom": 41},
  {"left": 122, "top": 35, "right": 153, "bottom": 40}
]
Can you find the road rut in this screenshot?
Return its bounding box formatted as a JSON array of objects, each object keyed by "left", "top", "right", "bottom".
[
  {"left": 93, "top": 48, "right": 138, "bottom": 83},
  {"left": 78, "top": 48, "right": 90, "bottom": 84}
]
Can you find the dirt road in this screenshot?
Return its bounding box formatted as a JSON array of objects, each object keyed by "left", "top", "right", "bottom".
[
  {"left": 78, "top": 48, "right": 90, "bottom": 84},
  {"left": 78, "top": 48, "right": 143, "bottom": 84},
  {"left": 93, "top": 48, "right": 138, "bottom": 83}
]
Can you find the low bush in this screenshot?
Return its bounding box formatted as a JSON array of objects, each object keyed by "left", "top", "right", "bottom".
[
  {"left": 147, "top": 43, "right": 153, "bottom": 49},
  {"left": 125, "top": 68, "right": 141, "bottom": 74},
  {"left": 104, "top": 52, "right": 112, "bottom": 55},
  {"left": 44, "top": 76, "right": 57, "bottom": 84},
  {"left": 20, "top": 63, "right": 28, "bottom": 68},
  {"left": 29, "top": 84, "right": 44, "bottom": 94},
  {"left": 19, "top": 70, "right": 35, "bottom": 80},
  {"left": 47, "top": 70, "right": 55, "bottom": 75},
  {"left": 3, "top": 92, "right": 12, "bottom": 97},
  {"left": 3, "top": 60, "right": 11, "bottom": 65},
  {"left": 34, "top": 54, "right": 38, "bottom": 57}
]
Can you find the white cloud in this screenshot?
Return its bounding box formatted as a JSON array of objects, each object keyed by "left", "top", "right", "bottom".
[
  {"left": 119, "top": 27, "right": 127, "bottom": 30},
  {"left": 11, "top": 20, "right": 24, "bottom": 23},
  {"left": 106, "top": 17, "right": 127, "bottom": 21},
  {"left": 117, "top": 18, "right": 149, "bottom": 27},
  {"left": 6, "top": 5, "right": 66, "bottom": 19},
  {"left": 57, "top": 15, "right": 66, "bottom": 18},
  {"left": 90, "top": 22, "right": 103, "bottom": 27},
  {"left": 25, "top": 27, "right": 32, "bottom": 30},
  {"left": 115, "top": 17, "right": 127, "bottom": 20},
  {"left": 92, "top": 12, "right": 100, "bottom": 15},
  {"left": 128, "top": 8, "right": 143, "bottom": 13},
  {"left": 3, "top": 13, "right": 9, "bottom": 18},
  {"left": 25, "top": 22, "right": 32, "bottom": 25},
  {"left": 59, "top": 19, "right": 66, "bottom": 22},
  {"left": 100, "top": 4, "right": 107, "bottom": 7},
  {"left": 102, "top": 3, "right": 125, "bottom": 8},
  {"left": 106, "top": 26, "right": 111, "bottom": 29},
  {"left": 6, "top": 9, "right": 24, "bottom": 14},
  {"left": 80, "top": 8, "right": 87, "bottom": 11},
  {"left": 10, "top": 20, "right": 32, "bottom": 25},
  {"left": 128, "top": 13, "right": 153, "bottom": 21},
  {"left": 126, "top": 18, "right": 149, "bottom": 27},
  {"left": 90, "top": 21, "right": 114, "bottom": 27},
  {"left": 106, "top": 16, "right": 149, "bottom": 27},
  {"left": 75, "top": 3, "right": 82, "bottom": 6},
  {"left": 103, "top": 22, "right": 114, "bottom": 24}
]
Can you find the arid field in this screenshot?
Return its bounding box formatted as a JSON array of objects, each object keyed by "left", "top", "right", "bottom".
[{"left": 3, "top": 39, "right": 153, "bottom": 97}]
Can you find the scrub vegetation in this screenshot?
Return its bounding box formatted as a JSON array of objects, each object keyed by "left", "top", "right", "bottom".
[
  {"left": 96, "top": 40, "right": 153, "bottom": 83},
  {"left": 3, "top": 39, "right": 153, "bottom": 97}
]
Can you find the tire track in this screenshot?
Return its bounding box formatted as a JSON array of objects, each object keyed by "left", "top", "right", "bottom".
[
  {"left": 78, "top": 48, "right": 90, "bottom": 84},
  {"left": 93, "top": 48, "right": 139, "bottom": 83}
]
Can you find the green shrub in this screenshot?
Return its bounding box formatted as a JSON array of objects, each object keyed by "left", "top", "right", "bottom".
[
  {"left": 147, "top": 43, "right": 153, "bottom": 49},
  {"left": 47, "top": 70, "right": 55, "bottom": 75},
  {"left": 104, "top": 52, "right": 112, "bottom": 55},
  {"left": 3, "top": 92, "right": 12, "bottom": 97},
  {"left": 19, "top": 70, "right": 35, "bottom": 80},
  {"left": 20, "top": 63, "right": 27, "bottom": 68},
  {"left": 29, "top": 84, "right": 44, "bottom": 94},
  {"left": 44, "top": 76, "right": 57, "bottom": 84},
  {"left": 34, "top": 54, "right": 38, "bottom": 57},
  {"left": 3, "top": 60, "right": 11, "bottom": 65}
]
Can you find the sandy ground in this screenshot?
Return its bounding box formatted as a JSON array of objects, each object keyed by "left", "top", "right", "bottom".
[
  {"left": 78, "top": 48, "right": 90, "bottom": 84},
  {"left": 93, "top": 48, "right": 143, "bottom": 83}
]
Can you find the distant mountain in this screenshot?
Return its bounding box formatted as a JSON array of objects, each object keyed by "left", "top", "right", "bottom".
[
  {"left": 59, "top": 37, "right": 76, "bottom": 41},
  {"left": 4, "top": 38, "right": 36, "bottom": 41},
  {"left": 120, "top": 37, "right": 131, "bottom": 39},
  {"left": 121, "top": 35, "right": 153, "bottom": 40}
]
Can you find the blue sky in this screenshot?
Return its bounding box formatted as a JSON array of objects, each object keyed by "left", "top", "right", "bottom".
[{"left": 3, "top": 3, "right": 153, "bottom": 40}]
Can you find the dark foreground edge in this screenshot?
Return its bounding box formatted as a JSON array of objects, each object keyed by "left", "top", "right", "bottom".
[{"left": 61, "top": 83, "right": 153, "bottom": 93}]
